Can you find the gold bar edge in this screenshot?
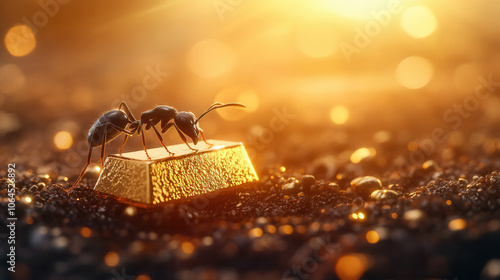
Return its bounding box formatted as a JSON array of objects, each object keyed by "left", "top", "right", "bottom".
[{"left": 93, "top": 141, "right": 258, "bottom": 205}]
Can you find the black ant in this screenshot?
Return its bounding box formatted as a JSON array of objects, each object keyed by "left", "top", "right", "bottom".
[
  {"left": 120, "top": 102, "right": 246, "bottom": 159},
  {"left": 69, "top": 102, "right": 139, "bottom": 191},
  {"left": 70, "top": 102, "right": 246, "bottom": 191}
]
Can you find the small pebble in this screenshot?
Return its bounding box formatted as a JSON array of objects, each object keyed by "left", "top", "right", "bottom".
[
  {"left": 370, "top": 190, "right": 398, "bottom": 200},
  {"left": 350, "top": 176, "right": 382, "bottom": 198},
  {"left": 327, "top": 182, "right": 340, "bottom": 192},
  {"left": 282, "top": 178, "right": 299, "bottom": 192},
  {"left": 29, "top": 185, "right": 39, "bottom": 192},
  {"left": 387, "top": 184, "right": 401, "bottom": 191},
  {"left": 422, "top": 160, "right": 440, "bottom": 171},
  {"left": 37, "top": 182, "right": 46, "bottom": 190},
  {"left": 300, "top": 175, "right": 316, "bottom": 188}
]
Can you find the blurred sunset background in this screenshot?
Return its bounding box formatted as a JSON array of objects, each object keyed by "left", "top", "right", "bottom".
[{"left": 1, "top": 0, "right": 500, "bottom": 177}]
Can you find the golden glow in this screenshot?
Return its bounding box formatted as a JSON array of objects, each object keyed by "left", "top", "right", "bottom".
[
  {"left": 211, "top": 145, "right": 224, "bottom": 150},
  {"left": 404, "top": 209, "right": 423, "bottom": 221},
  {"left": 80, "top": 227, "right": 92, "bottom": 238},
  {"left": 391, "top": 213, "right": 398, "bottom": 219},
  {"left": 24, "top": 197, "right": 32, "bottom": 203},
  {"left": 0, "top": 64, "right": 26, "bottom": 93},
  {"left": 248, "top": 227, "right": 264, "bottom": 238},
  {"left": 94, "top": 166, "right": 101, "bottom": 172},
  {"left": 351, "top": 212, "right": 365, "bottom": 220},
  {"left": 94, "top": 142, "right": 258, "bottom": 205},
  {"left": 446, "top": 200, "right": 452, "bottom": 206},
  {"left": 266, "top": 225, "right": 277, "bottom": 234},
  {"left": 104, "top": 251, "right": 120, "bottom": 267},
  {"left": 181, "top": 242, "right": 195, "bottom": 254},
  {"left": 396, "top": 56, "right": 434, "bottom": 89},
  {"left": 280, "top": 225, "right": 294, "bottom": 235},
  {"left": 124, "top": 206, "right": 137, "bottom": 216},
  {"left": 202, "top": 236, "right": 214, "bottom": 246},
  {"left": 295, "top": 20, "right": 337, "bottom": 58},
  {"left": 215, "top": 87, "right": 258, "bottom": 121},
  {"left": 330, "top": 106, "right": 350, "bottom": 125},
  {"left": 136, "top": 276, "right": 152, "bottom": 280},
  {"left": 238, "top": 89, "right": 259, "bottom": 112},
  {"left": 366, "top": 230, "right": 380, "bottom": 244},
  {"left": 350, "top": 148, "right": 376, "bottom": 164},
  {"left": 373, "top": 131, "right": 391, "bottom": 143},
  {"left": 54, "top": 131, "right": 73, "bottom": 150},
  {"left": 335, "top": 254, "right": 369, "bottom": 280},
  {"left": 448, "top": 218, "right": 466, "bottom": 231},
  {"left": 401, "top": 6, "right": 437, "bottom": 39},
  {"left": 186, "top": 39, "right": 235, "bottom": 78},
  {"left": 4, "top": 25, "right": 36, "bottom": 57},
  {"left": 322, "top": 0, "right": 396, "bottom": 20}
]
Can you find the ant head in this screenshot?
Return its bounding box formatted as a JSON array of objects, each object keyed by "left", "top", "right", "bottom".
[
  {"left": 174, "top": 103, "right": 246, "bottom": 146},
  {"left": 174, "top": 112, "right": 199, "bottom": 145}
]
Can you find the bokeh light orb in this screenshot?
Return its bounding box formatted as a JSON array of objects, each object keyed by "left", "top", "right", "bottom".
[
  {"left": 395, "top": 56, "right": 434, "bottom": 89},
  {"left": 350, "top": 147, "right": 376, "bottom": 164},
  {"left": 330, "top": 106, "right": 350, "bottom": 124},
  {"left": 4, "top": 25, "right": 37, "bottom": 57},
  {"left": 104, "top": 251, "right": 120, "bottom": 267},
  {"left": 401, "top": 6, "right": 437, "bottom": 39},
  {"left": 366, "top": 230, "right": 380, "bottom": 244},
  {"left": 215, "top": 87, "right": 259, "bottom": 121},
  {"left": 54, "top": 131, "right": 73, "bottom": 150},
  {"left": 335, "top": 254, "right": 370, "bottom": 280},
  {"left": 448, "top": 218, "right": 466, "bottom": 231},
  {"left": 186, "top": 39, "right": 236, "bottom": 78}
]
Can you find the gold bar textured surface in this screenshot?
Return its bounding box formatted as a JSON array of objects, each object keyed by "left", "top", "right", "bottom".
[{"left": 94, "top": 140, "right": 258, "bottom": 205}]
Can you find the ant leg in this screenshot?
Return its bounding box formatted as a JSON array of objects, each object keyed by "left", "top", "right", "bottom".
[
  {"left": 199, "top": 129, "right": 213, "bottom": 147},
  {"left": 119, "top": 134, "right": 129, "bottom": 155},
  {"left": 100, "top": 124, "right": 109, "bottom": 167},
  {"left": 119, "top": 101, "right": 137, "bottom": 122},
  {"left": 69, "top": 144, "right": 94, "bottom": 192},
  {"left": 161, "top": 122, "right": 174, "bottom": 133},
  {"left": 106, "top": 123, "right": 136, "bottom": 135},
  {"left": 152, "top": 125, "right": 174, "bottom": 156},
  {"left": 174, "top": 125, "right": 198, "bottom": 151},
  {"left": 140, "top": 125, "right": 151, "bottom": 159}
]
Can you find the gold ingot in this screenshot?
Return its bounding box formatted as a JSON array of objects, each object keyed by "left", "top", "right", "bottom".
[{"left": 94, "top": 140, "right": 258, "bottom": 205}]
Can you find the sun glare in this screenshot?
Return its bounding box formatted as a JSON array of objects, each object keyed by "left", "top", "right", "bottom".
[
  {"left": 321, "top": 0, "right": 398, "bottom": 20},
  {"left": 401, "top": 6, "right": 437, "bottom": 39}
]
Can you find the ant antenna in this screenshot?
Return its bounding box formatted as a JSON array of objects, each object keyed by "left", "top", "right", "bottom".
[{"left": 195, "top": 102, "right": 246, "bottom": 124}]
